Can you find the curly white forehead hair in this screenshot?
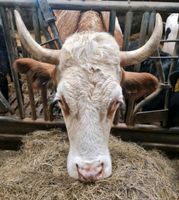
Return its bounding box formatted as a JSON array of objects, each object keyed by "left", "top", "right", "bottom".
[{"left": 60, "top": 31, "right": 121, "bottom": 72}]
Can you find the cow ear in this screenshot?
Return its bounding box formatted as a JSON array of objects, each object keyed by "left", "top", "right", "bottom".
[
  {"left": 13, "top": 58, "right": 56, "bottom": 89},
  {"left": 121, "top": 70, "right": 159, "bottom": 100}
]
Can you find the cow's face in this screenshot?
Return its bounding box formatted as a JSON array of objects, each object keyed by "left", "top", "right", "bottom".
[{"left": 54, "top": 32, "right": 125, "bottom": 181}]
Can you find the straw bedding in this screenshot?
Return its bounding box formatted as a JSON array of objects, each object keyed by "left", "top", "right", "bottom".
[{"left": 0, "top": 129, "right": 178, "bottom": 200}]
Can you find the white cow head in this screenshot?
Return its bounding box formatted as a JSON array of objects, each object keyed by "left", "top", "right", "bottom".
[{"left": 14, "top": 10, "right": 162, "bottom": 181}]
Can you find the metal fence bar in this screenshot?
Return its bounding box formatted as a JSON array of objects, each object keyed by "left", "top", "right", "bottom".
[
  {"left": 150, "top": 56, "right": 179, "bottom": 59},
  {"left": 148, "top": 12, "right": 156, "bottom": 36},
  {"left": 155, "top": 49, "right": 165, "bottom": 83},
  {"left": 38, "top": 8, "right": 57, "bottom": 49},
  {"left": 123, "top": 11, "right": 133, "bottom": 51},
  {"left": 133, "top": 84, "right": 170, "bottom": 115},
  {"left": 37, "top": 0, "right": 63, "bottom": 49},
  {"left": 135, "top": 11, "right": 150, "bottom": 72},
  {"left": 0, "top": 1, "right": 179, "bottom": 13},
  {"left": 0, "top": 91, "right": 14, "bottom": 114},
  {"left": 139, "top": 12, "right": 150, "bottom": 47},
  {"left": 161, "top": 39, "right": 179, "bottom": 43},
  {"left": 49, "top": 23, "right": 62, "bottom": 48},
  {"left": 109, "top": 10, "right": 116, "bottom": 36},
  {"left": 32, "top": 7, "right": 41, "bottom": 44}
]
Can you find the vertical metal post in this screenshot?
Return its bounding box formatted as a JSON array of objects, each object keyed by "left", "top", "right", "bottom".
[
  {"left": 149, "top": 12, "right": 165, "bottom": 83},
  {"left": 109, "top": 10, "right": 116, "bottom": 36},
  {"left": 123, "top": 11, "right": 133, "bottom": 51},
  {"left": 38, "top": 8, "right": 57, "bottom": 49},
  {"left": 135, "top": 12, "right": 150, "bottom": 72},
  {"left": 148, "top": 12, "right": 155, "bottom": 36},
  {"left": 37, "top": 0, "right": 63, "bottom": 49},
  {"left": 139, "top": 12, "right": 150, "bottom": 47},
  {"left": 49, "top": 23, "right": 62, "bottom": 48},
  {"left": 32, "top": 7, "right": 41, "bottom": 44}
]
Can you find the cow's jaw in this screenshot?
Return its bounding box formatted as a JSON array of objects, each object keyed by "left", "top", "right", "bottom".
[{"left": 65, "top": 108, "right": 113, "bottom": 181}]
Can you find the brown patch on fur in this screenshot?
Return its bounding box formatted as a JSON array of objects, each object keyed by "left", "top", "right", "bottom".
[
  {"left": 107, "top": 100, "right": 118, "bottom": 119},
  {"left": 121, "top": 70, "right": 159, "bottom": 101},
  {"left": 60, "top": 95, "right": 70, "bottom": 117},
  {"left": 13, "top": 58, "right": 56, "bottom": 89},
  {"left": 54, "top": 10, "right": 81, "bottom": 43}
]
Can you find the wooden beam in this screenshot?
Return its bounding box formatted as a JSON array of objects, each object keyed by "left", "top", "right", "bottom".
[
  {"left": 0, "top": 134, "right": 22, "bottom": 150},
  {"left": 0, "top": 116, "right": 179, "bottom": 152},
  {"left": 135, "top": 109, "right": 168, "bottom": 124},
  {"left": 111, "top": 126, "right": 179, "bottom": 144}
]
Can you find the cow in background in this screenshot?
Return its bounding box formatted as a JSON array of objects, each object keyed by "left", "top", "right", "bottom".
[
  {"left": 162, "top": 13, "right": 179, "bottom": 56},
  {"left": 13, "top": 9, "right": 162, "bottom": 181},
  {"left": 168, "top": 59, "right": 179, "bottom": 127},
  {"left": 162, "top": 13, "right": 179, "bottom": 127},
  {"left": 0, "top": 18, "right": 10, "bottom": 101}
]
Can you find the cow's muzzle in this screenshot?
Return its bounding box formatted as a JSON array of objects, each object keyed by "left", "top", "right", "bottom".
[{"left": 76, "top": 162, "right": 104, "bottom": 182}]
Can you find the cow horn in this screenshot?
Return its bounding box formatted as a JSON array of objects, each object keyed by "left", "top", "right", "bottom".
[
  {"left": 14, "top": 10, "right": 60, "bottom": 65},
  {"left": 120, "top": 13, "right": 163, "bottom": 67}
]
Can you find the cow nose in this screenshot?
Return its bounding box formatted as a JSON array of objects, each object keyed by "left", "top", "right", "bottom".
[{"left": 76, "top": 162, "right": 104, "bottom": 182}]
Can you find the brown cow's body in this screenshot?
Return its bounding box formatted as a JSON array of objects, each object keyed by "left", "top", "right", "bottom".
[{"left": 54, "top": 10, "right": 123, "bottom": 48}]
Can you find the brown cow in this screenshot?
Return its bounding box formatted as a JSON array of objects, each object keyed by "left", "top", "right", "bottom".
[{"left": 54, "top": 10, "right": 123, "bottom": 48}]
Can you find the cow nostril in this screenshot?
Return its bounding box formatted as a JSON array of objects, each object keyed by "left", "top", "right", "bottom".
[{"left": 76, "top": 162, "right": 104, "bottom": 182}]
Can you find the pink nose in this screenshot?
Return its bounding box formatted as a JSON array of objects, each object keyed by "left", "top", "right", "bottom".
[{"left": 76, "top": 162, "right": 103, "bottom": 182}]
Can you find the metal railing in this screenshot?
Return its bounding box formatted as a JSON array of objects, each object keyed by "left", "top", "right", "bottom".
[{"left": 0, "top": 0, "right": 178, "bottom": 12}]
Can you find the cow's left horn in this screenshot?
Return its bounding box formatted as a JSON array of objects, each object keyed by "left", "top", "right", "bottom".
[
  {"left": 120, "top": 13, "right": 163, "bottom": 67},
  {"left": 14, "top": 10, "right": 60, "bottom": 65}
]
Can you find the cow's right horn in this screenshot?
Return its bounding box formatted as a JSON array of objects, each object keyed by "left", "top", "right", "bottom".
[
  {"left": 14, "top": 10, "right": 60, "bottom": 65},
  {"left": 119, "top": 13, "right": 163, "bottom": 67}
]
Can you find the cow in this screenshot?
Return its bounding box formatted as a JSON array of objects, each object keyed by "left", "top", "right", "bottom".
[
  {"left": 13, "top": 9, "right": 163, "bottom": 182},
  {"left": 162, "top": 13, "right": 179, "bottom": 56},
  {"left": 0, "top": 18, "right": 10, "bottom": 101},
  {"left": 168, "top": 58, "right": 179, "bottom": 127},
  {"left": 162, "top": 14, "right": 179, "bottom": 127}
]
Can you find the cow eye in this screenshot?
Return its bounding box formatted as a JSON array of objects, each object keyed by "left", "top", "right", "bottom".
[
  {"left": 115, "top": 100, "right": 120, "bottom": 105},
  {"left": 58, "top": 99, "right": 62, "bottom": 105}
]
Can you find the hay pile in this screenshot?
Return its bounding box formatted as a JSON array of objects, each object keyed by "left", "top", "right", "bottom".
[{"left": 0, "top": 130, "right": 178, "bottom": 200}]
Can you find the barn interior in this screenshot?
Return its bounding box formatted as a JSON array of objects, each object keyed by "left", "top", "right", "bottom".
[{"left": 0, "top": 0, "right": 179, "bottom": 199}]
